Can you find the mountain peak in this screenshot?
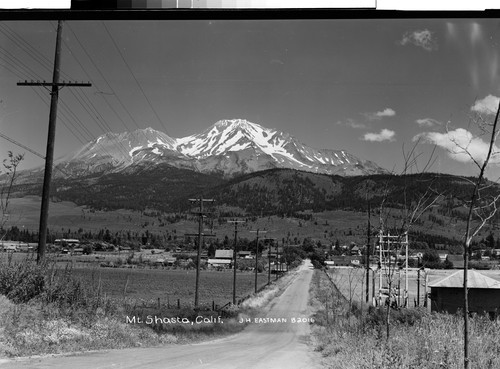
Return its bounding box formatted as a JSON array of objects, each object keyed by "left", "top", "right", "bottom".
[
  {"left": 212, "top": 119, "right": 266, "bottom": 134},
  {"left": 53, "top": 119, "right": 388, "bottom": 178}
]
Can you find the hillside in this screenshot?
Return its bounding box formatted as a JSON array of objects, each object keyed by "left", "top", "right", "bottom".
[{"left": 12, "top": 167, "right": 490, "bottom": 217}]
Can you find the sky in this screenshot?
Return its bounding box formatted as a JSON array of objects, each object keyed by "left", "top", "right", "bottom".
[{"left": 1, "top": 17, "right": 500, "bottom": 179}]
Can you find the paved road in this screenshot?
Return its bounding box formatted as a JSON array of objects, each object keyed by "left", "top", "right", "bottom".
[{"left": 1, "top": 261, "right": 320, "bottom": 369}]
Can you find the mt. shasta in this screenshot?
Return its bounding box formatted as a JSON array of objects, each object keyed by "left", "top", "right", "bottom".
[{"left": 55, "top": 119, "right": 387, "bottom": 177}]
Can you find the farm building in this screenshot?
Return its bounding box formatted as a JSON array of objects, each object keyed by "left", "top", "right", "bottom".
[
  {"left": 207, "top": 259, "right": 231, "bottom": 269},
  {"left": 215, "top": 249, "right": 233, "bottom": 259},
  {"left": 428, "top": 270, "right": 500, "bottom": 316},
  {"left": 237, "top": 251, "right": 253, "bottom": 259}
]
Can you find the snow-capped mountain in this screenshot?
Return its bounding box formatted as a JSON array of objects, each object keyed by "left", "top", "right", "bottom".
[{"left": 52, "top": 119, "right": 387, "bottom": 178}]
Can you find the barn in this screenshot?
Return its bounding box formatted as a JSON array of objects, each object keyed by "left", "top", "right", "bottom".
[{"left": 428, "top": 270, "right": 500, "bottom": 316}]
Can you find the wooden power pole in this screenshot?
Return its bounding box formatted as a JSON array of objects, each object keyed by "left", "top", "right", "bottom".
[
  {"left": 228, "top": 219, "right": 244, "bottom": 305},
  {"left": 250, "top": 229, "right": 266, "bottom": 294},
  {"left": 187, "top": 196, "right": 215, "bottom": 309},
  {"left": 366, "top": 201, "right": 371, "bottom": 303},
  {"left": 17, "top": 20, "right": 91, "bottom": 263}
]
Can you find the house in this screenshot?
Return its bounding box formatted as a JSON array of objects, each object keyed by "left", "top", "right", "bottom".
[
  {"left": 350, "top": 245, "right": 361, "bottom": 256},
  {"left": 324, "top": 260, "right": 335, "bottom": 269},
  {"left": 215, "top": 249, "right": 233, "bottom": 259},
  {"left": 428, "top": 270, "right": 500, "bottom": 316},
  {"left": 237, "top": 251, "right": 253, "bottom": 259},
  {"left": 438, "top": 253, "right": 448, "bottom": 262},
  {"left": 1, "top": 241, "right": 20, "bottom": 252},
  {"left": 207, "top": 259, "right": 231, "bottom": 269},
  {"left": 446, "top": 255, "right": 464, "bottom": 268}
]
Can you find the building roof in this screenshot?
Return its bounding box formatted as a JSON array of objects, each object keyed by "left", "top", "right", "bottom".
[
  {"left": 215, "top": 250, "right": 233, "bottom": 259},
  {"left": 429, "top": 270, "right": 500, "bottom": 289},
  {"left": 208, "top": 259, "right": 231, "bottom": 264}
]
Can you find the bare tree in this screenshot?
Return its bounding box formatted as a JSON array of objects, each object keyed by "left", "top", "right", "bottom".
[
  {"left": 0, "top": 151, "right": 24, "bottom": 242},
  {"left": 445, "top": 102, "right": 500, "bottom": 369},
  {"left": 377, "top": 141, "right": 443, "bottom": 340}
]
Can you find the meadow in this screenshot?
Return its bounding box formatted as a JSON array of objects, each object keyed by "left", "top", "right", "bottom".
[{"left": 69, "top": 266, "right": 271, "bottom": 309}]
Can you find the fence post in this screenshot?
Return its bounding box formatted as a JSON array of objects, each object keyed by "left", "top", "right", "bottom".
[
  {"left": 177, "top": 298, "right": 180, "bottom": 309},
  {"left": 212, "top": 300, "right": 215, "bottom": 311},
  {"left": 157, "top": 297, "right": 160, "bottom": 309}
]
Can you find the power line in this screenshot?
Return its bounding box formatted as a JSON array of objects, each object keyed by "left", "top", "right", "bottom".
[
  {"left": 0, "top": 131, "right": 45, "bottom": 159},
  {"left": 60, "top": 25, "right": 132, "bottom": 159},
  {"left": 66, "top": 22, "right": 158, "bottom": 163},
  {"left": 66, "top": 22, "right": 136, "bottom": 131},
  {"left": 101, "top": 22, "right": 169, "bottom": 135}
]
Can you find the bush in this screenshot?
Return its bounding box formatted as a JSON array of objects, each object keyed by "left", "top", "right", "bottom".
[{"left": 0, "top": 261, "right": 45, "bottom": 303}]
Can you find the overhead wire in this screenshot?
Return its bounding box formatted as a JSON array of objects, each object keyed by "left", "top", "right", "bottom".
[
  {"left": 0, "top": 24, "right": 95, "bottom": 149},
  {"left": 59, "top": 23, "right": 132, "bottom": 159},
  {"left": 66, "top": 22, "right": 153, "bottom": 161},
  {"left": 0, "top": 22, "right": 118, "bottom": 161},
  {"left": 1, "top": 22, "right": 165, "bottom": 177},
  {"left": 101, "top": 22, "right": 169, "bottom": 136}
]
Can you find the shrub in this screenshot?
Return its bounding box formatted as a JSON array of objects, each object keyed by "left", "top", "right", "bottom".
[{"left": 0, "top": 261, "right": 45, "bottom": 303}]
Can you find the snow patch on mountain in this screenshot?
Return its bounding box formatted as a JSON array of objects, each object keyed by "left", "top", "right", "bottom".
[{"left": 54, "top": 119, "right": 388, "bottom": 177}]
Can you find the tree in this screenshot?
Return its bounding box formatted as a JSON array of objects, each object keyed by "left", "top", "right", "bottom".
[
  {"left": 0, "top": 151, "right": 24, "bottom": 242},
  {"left": 445, "top": 100, "right": 500, "bottom": 369},
  {"left": 422, "top": 250, "right": 441, "bottom": 268},
  {"left": 377, "top": 140, "right": 443, "bottom": 340}
]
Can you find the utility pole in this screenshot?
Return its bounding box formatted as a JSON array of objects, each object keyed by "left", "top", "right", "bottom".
[
  {"left": 264, "top": 238, "right": 276, "bottom": 285},
  {"left": 228, "top": 219, "right": 244, "bottom": 305},
  {"left": 17, "top": 20, "right": 91, "bottom": 263},
  {"left": 186, "top": 196, "right": 215, "bottom": 309},
  {"left": 366, "top": 201, "right": 371, "bottom": 303},
  {"left": 275, "top": 241, "right": 280, "bottom": 281},
  {"left": 250, "top": 229, "right": 266, "bottom": 294},
  {"left": 417, "top": 267, "right": 421, "bottom": 306}
]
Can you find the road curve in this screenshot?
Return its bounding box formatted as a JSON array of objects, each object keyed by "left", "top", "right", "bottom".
[{"left": 1, "top": 260, "right": 321, "bottom": 369}]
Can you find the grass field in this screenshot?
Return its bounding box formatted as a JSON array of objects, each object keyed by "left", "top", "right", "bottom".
[
  {"left": 326, "top": 266, "right": 500, "bottom": 308},
  {"left": 68, "top": 267, "right": 271, "bottom": 309}
]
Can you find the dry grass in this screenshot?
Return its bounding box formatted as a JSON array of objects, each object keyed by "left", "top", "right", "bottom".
[
  {"left": 0, "top": 257, "right": 296, "bottom": 358},
  {"left": 310, "top": 269, "right": 500, "bottom": 369}
]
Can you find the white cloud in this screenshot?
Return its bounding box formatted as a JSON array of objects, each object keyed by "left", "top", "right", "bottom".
[
  {"left": 471, "top": 95, "right": 500, "bottom": 115},
  {"left": 400, "top": 29, "right": 438, "bottom": 51},
  {"left": 415, "top": 128, "right": 500, "bottom": 164},
  {"left": 363, "top": 129, "right": 396, "bottom": 142},
  {"left": 416, "top": 118, "right": 442, "bottom": 127},
  {"left": 365, "top": 108, "right": 396, "bottom": 120}
]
